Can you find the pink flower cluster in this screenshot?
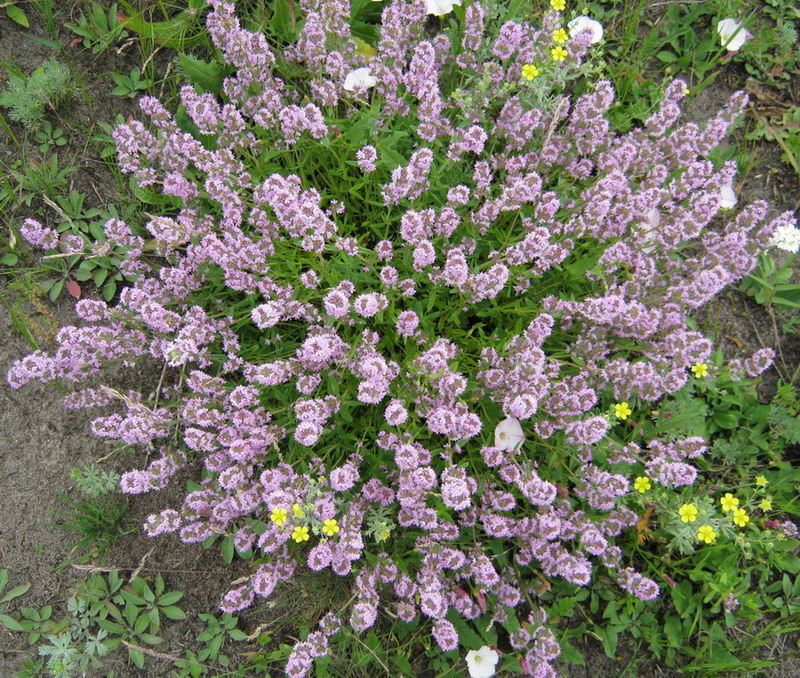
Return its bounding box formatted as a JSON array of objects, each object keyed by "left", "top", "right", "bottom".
[{"left": 9, "top": 1, "right": 794, "bottom": 676}]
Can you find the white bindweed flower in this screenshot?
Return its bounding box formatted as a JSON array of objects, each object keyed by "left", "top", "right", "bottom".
[
  {"left": 568, "top": 16, "right": 604, "bottom": 44},
  {"left": 494, "top": 417, "right": 525, "bottom": 452},
  {"left": 719, "top": 180, "right": 737, "bottom": 209},
  {"left": 771, "top": 223, "right": 800, "bottom": 253},
  {"left": 640, "top": 208, "right": 660, "bottom": 254},
  {"left": 426, "top": 0, "right": 462, "bottom": 17},
  {"left": 465, "top": 646, "right": 500, "bottom": 678},
  {"left": 717, "top": 18, "right": 750, "bottom": 52},
  {"left": 343, "top": 67, "right": 376, "bottom": 92}
]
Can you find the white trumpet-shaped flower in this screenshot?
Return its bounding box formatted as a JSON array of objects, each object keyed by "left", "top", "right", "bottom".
[
  {"left": 494, "top": 417, "right": 525, "bottom": 452},
  {"left": 426, "top": 0, "right": 462, "bottom": 17},
  {"left": 717, "top": 18, "right": 750, "bottom": 52},
  {"left": 719, "top": 179, "right": 737, "bottom": 209},
  {"left": 465, "top": 646, "right": 500, "bottom": 678},
  {"left": 568, "top": 16, "right": 604, "bottom": 44},
  {"left": 343, "top": 67, "right": 376, "bottom": 92}
]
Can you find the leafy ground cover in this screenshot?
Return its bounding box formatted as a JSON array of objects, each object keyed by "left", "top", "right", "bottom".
[{"left": 0, "top": 1, "right": 798, "bottom": 677}]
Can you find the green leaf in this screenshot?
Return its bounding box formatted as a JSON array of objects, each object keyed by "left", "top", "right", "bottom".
[
  {"left": 557, "top": 638, "right": 585, "bottom": 665},
  {"left": 379, "top": 145, "right": 406, "bottom": 171},
  {"left": 158, "top": 591, "right": 183, "bottom": 606},
  {"left": 712, "top": 409, "right": 739, "bottom": 429},
  {"left": 128, "top": 647, "right": 145, "bottom": 668},
  {"left": 6, "top": 6, "right": 29, "bottom": 28},
  {"left": 598, "top": 626, "right": 618, "bottom": 658},
  {"left": 121, "top": 0, "right": 205, "bottom": 50},
  {"left": 671, "top": 579, "right": 693, "bottom": 615},
  {"left": 229, "top": 629, "right": 247, "bottom": 641},
  {"left": 162, "top": 605, "right": 186, "bottom": 620},
  {"left": 269, "top": 0, "right": 297, "bottom": 42},
  {"left": 0, "top": 613, "right": 24, "bottom": 631},
  {"left": 134, "top": 612, "right": 150, "bottom": 635},
  {"left": 445, "top": 611, "right": 483, "bottom": 650},
  {"left": 48, "top": 278, "right": 64, "bottom": 302},
  {"left": 1, "top": 582, "right": 31, "bottom": 603},
  {"left": 221, "top": 535, "right": 234, "bottom": 564},
  {"left": 196, "top": 628, "right": 217, "bottom": 643},
  {"left": 178, "top": 54, "right": 226, "bottom": 95},
  {"left": 656, "top": 50, "right": 677, "bottom": 62},
  {"left": 121, "top": 590, "right": 146, "bottom": 606},
  {"left": 663, "top": 614, "right": 682, "bottom": 646},
  {"left": 138, "top": 632, "right": 163, "bottom": 645},
  {"left": 98, "top": 619, "right": 126, "bottom": 635},
  {"left": 1, "top": 253, "right": 18, "bottom": 266},
  {"left": 102, "top": 280, "right": 117, "bottom": 301},
  {"left": 147, "top": 606, "right": 160, "bottom": 631},
  {"left": 393, "top": 652, "right": 415, "bottom": 675}
]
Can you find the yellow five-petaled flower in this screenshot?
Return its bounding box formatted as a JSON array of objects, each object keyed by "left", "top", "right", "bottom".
[
  {"left": 551, "top": 46, "right": 568, "bottom": 62},
  {"left": 732, "top": 508, "right": 750, "bottom": 527},
  {"left": 293, "top": 503, "right": 305, "bottom": 518},
  {"left": 678, "top": 503, "right": 698, "bottom": 523},
  {"left": 291, "top": 526, "right": 310, "bottom": 543},
  {"left": 633, "top": 476, "right": 652, "bottom": 494},
  {"left": 755, "top": 475, "right": 768, "bottom": 487},
  {"left": 270, "top": 507, "right": 288, "bottom": 526},
  {"left": 552, "top": 28, "right": 569, "bottom": 44},
  {"left": 614, "top": 402, "right": 633, "bottom": 420},
  {"left": 759, "top": 499, "right": 772, "bottom": 511},
  {"left": 691, "top": 362, "right": 709, "bottom": 378},
  {"left": 521, "top": 63, "right": 540, "bottom": 80},
  {"left": 322, "top": 519, "right": 340, "bottom": 537},
  {"left": 720, "top": 492, "right": 739, "bottom": 513},
  {"left": 697, "top": 525, "right": 717, "bottom": 544},
  {"left": 550, "top": 0, "right": 566, "bottom": 11}
]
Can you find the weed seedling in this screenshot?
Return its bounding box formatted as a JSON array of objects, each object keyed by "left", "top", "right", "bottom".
[{"left": 0, "top": 59, "right": 71, "bottom": 131}]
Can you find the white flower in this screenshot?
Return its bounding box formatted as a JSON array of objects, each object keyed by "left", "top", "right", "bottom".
[
  {"left": 717, "top": 18, "right": 750, "bottom": 52},
  {"left": 771, "top": 223, "right": 800, "bottom": 253},
  {"left": 343, "top": 67, "right": 376, "bottom": 92},
  {"left": 719, "top": 179, "right": 737, "bottom": 209},
  {"left": 494, "top": 417, "right": 525, "bottom": 452},
  {"left": 426, "top": 0, "right": 462, "bottom": 17},
  {"left": 568, "top": 16, "right": 604, "bottom": 44},
  {"left": 640, "top": 209, "right": 660, "bottom": 254},
  {"left": 465, "top": 646, "right": 500, "bottom": 678}
]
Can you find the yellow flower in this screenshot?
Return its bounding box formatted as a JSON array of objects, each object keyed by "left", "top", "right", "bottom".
[
  {"left": 691, "top": 362, "right": 709, "bottom": 378},
  {"left": 732, "top": 508, "right": 750, "bottom": 527},
  {"left": 720, "top": 492, "right": 739, "bottom": 513},
  {"left": 684, "top": 86, "right": 690, "bottom": 96},
  {"left": 551, "top": 46, "right": 568, "bottom": 62},
  {"left": 291, "top": 526, "right": 310, "bottom": 543},
  {"left": 759, "top": 499, "right": 772, "bottom": 511},
  {"left": 322, "top": 519, "right": 340, "bottom": 537},
  {"left": 633, "top": 476, "right": 652, "bottom": 494},
  {"left": 678, "top": 503, "right": 698, "bottom": 523},
  {"left": 550, "top": 0, "right": 566, "bottom": 11},
  {"left": 697, "top": 525, "right": 717, "bottom": 544},
  {"left": 552, "top": 28, "right": 569, "bottom": 43},
  {"left": 755, "top": 476, "right": 768, "bottom": 487},
  {"left": 614, "top": 402, "right": 633, "bottom": 420},
  {"left": 270, "top": 507, "right": 288, "bottom": 526},
  {"left": 521, "top": 63, "right": 540, "bottom": 80},
  {"left": 292, "top": 503, "right": 305, "bottom": 518}
]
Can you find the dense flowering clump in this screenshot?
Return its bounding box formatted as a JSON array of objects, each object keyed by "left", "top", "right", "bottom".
[{"left": 9, "top": 0, "right": 796, "bottom": 675}]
